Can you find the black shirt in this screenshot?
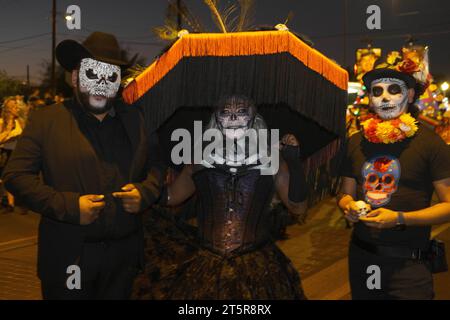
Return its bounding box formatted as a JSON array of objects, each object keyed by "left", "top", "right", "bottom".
[
  {"left": 77, "top": 107, "right": 136, "bottom": 241},
  {"left": 341, "top": 125, "right": 450, "bottom": 249}
]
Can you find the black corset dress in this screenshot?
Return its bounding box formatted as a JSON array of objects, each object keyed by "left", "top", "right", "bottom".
[
  {"left": 193, "top": 166, "right": 275, "bottom": 254},
  {"left": 133, "top": 165, "right": 306, "bottom": 300}
]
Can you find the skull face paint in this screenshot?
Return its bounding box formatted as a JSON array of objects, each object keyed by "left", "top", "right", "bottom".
[
  {"left": 362, "top": 155, "right": 401, "bottom": 207},
  {"left": 78, "top": 58, "right": 121, "bottom": 110},
  {"left": 369, "top": 78, "right": 409, "bottom": 120},
  {"left": 215, "top": 95, "right": 256, "bottom": 140}
]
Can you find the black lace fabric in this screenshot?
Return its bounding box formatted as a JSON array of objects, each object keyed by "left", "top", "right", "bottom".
[
  {"left": 132, "top": 168, "right": 307, "bottom": 300},
  {"left": 166, "top": 243, "right": 305, "bottom": 300},
  {"left": 132, "top": 207, "right": 305, "bottom": 300}
]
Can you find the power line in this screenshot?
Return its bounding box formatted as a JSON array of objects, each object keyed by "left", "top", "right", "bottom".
[
  {"left": 0, "top": 32, "right": 51, "bottom": 45},
  {"left": 0, "top": 35, "right": 52, "bottom": 54},
  {"left": 0, "top": 32, "right": 162, "bottom": 55}
]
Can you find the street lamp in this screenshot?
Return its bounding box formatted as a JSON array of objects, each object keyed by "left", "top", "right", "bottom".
[{"left": 441, "top": 82, "right": 449, "bottom": 97}]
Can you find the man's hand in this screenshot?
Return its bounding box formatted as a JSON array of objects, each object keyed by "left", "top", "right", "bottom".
[
  {"left": 343, "top": 201, "right": 363, "bottom": 223},
  {"left": 359, "top": 208, "right": 398, "bottom": 229},
  {"left": 79, "top": 194, "right": 105, "bottom": 225},
  {"left": 112, "top": 184, "right": 142, "bottom": 214}
]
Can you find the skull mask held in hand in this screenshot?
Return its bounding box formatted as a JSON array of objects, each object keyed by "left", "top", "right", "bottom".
[
  {"left": 369, "top": 78, "right": 409, "bottom": 120},
  {"left": 362, "top": 156, "right": 401, "bottom": 207},
  {"left": 355, "top": 200, "right": 371, "bottom": 217},
  {"left": 215, "top": 95, "right": 256, "bottom": 140},
  {"left": 78, "top": 58, "right": 121, "bottom": 113}
]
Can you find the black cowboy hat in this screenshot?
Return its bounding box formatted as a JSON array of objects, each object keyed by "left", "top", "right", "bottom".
[
  {"left": 363, "top": 68, "right": 416, "bottom": 91},
  {"left": 56, "top": 31, "right": 137, "bottom": 71},
  {"left": 362, "top": 54, "right": 418, "bottom": 91}
]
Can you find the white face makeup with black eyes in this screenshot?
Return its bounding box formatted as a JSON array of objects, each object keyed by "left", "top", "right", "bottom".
[
  {"left": 216, "top": 96, "right": 255, "bottom": 140},
  {"left": 369, "top": 78, "right": 409, "bottom": 120},
  {"left": 79, "top": 58, "right": 121, "bottom": 109}
]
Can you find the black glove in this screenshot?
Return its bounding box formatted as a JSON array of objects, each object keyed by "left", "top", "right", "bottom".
[{"left": 281, "top": 145, "right": 308, "bottom": 203}]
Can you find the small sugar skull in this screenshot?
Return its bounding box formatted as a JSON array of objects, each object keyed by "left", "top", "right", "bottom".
[
  {"left": 355, "top": 201, "right": 371, "bottom": 217},
  {"left": 362, "top": 155, "right": 401, "bottom": 207}
]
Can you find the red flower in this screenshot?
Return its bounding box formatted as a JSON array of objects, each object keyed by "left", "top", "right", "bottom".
[
  {"left": 362, "top": 113, "right": 418, "bottom": 144},
  {"left": 389, "top": 131, "right": 400, "bottom": 140},
  {"left": 365, "top": 113, "right": 377, "bottom": 120},
  {"left": 365, "top": 122, "right": 378, "bottom": 136},
  {"left": 397, "top": 59, "right": 419, "bottom": 74},
  {"left": 374, "top": 157, "right": 393, "bottom": 173}
]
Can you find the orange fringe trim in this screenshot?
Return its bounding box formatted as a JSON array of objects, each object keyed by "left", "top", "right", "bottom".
[{"left": 123, "top": 31, "right": 349, "bottom": 104}]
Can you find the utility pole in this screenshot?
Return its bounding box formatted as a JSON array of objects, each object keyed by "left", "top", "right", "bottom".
[{"left": 51, "top": 0, "right": 56, "bottom": 95}]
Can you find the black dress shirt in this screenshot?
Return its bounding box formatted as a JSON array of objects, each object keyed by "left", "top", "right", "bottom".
[{"left": 77, "top": 107, "right": 137, "bottom": 241}]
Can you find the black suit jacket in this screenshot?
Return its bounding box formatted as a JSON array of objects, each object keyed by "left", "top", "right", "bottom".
[{"left": 2, "top": 99, "right": 164, "bottom": 283}]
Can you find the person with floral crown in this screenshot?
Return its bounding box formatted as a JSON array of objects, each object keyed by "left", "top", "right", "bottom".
[{"left": 337, "top": 56, "right": 450, "bottom": 299}]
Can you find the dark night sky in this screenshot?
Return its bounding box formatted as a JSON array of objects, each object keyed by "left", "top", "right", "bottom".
[{"left": 1, "top": 0, "right": 450, "bottom": 85}]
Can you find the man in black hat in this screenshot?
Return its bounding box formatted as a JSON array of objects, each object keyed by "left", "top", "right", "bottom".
[
  {"left": 2, "top": 32, "right": 164, "bottom": 299},
  {"left": 337, "top": 58, "right": 450, "bottom": 299}
]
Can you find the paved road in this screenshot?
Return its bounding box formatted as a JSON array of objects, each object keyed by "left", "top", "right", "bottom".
[
  {"left": 0, "top": 210, "right": 40, "bottom": 300},
  {"left": 1, "top": 198, "right": 449, "bottom": 300},
  {"left": 0, "top": 245, "right": 41, "bottom": 300}
]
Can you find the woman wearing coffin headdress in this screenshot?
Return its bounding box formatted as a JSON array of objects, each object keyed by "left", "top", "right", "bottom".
[
  {"left": 130, "top": 1, "right": 348, "bottom": 300},
  {"left": 134, "top": 94, "right": 308, "bottom": 299}
]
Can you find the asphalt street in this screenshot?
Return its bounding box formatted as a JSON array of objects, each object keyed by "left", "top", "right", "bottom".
[{"left": 0, "top": 198, "right": 449, "bottom": 300}]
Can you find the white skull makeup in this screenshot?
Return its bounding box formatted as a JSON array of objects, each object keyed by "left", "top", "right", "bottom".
[
  {"left": 78, "top": 58, "right": 121, "bottom": 109},
  {"left": 369, "top": 78, "right": 409, "bottom": 120},
  {"left": 216, "top": 95, "right": 256, "bottom": 140}
]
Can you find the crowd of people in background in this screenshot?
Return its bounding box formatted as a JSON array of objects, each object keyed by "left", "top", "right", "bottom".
[{"left": 0, "top": 90, "right": 65, "bottom": 214}]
